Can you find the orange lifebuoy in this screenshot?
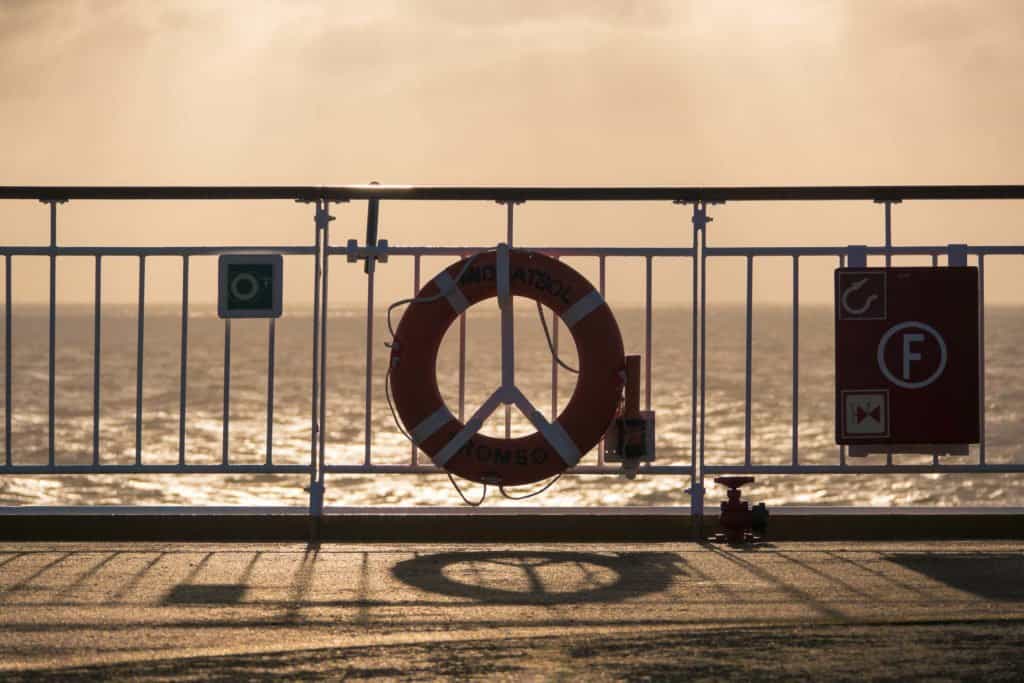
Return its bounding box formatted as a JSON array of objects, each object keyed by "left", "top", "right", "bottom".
[{"left": 388, "top": 249, "right": 625, "bottom": 486}]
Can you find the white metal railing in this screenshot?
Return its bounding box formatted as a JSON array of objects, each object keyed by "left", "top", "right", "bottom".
[
  {"left": 0, "top": 242, "right": 318, "bottom": 477},
  {"left": 0, "top": 186, "right": 1022, "bottom": 524},
  {"left": 700, "top": 244, "right": 1024, "bottom": 472}
]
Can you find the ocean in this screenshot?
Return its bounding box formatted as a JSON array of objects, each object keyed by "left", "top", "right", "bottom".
[{"left": 1, "top": 303, "right": 1022, "bottom": 508}]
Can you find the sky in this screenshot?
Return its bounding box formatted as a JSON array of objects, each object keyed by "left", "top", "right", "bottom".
[{"left": 1, "top": 0, "right": 1022, "bottom": 304}]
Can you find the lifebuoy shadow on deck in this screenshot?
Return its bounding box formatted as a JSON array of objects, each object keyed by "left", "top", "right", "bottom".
[{"left": 392, "top": 550, "right": 685, "bottom": 605}]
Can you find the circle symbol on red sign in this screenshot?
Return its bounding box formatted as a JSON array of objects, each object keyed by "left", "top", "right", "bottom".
[{"left": 876, "top": 320, "right": 948, "bottom": 390}]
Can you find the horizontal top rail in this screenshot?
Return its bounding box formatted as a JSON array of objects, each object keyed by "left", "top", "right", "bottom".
[
  {"left": 705, "top": 245, "right": 1024, "bottom": 257},
  {"left": 334, "top": 245, "right": 695, "bottom": 257},
  {"left": 0, "top": 246, "right": 317, "bottom": 256},
  {"left": 2, "top": 185, "right": 1024, "bottom": 202}
]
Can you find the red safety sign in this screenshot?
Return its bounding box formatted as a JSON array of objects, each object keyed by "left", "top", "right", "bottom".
[{"left": 834, "top": 267, "right": 979, "bottom": 445}]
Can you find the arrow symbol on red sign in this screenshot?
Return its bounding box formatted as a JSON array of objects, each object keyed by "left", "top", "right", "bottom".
[{"left": 856, "top": 405, "right": 881, "bottom": 424}]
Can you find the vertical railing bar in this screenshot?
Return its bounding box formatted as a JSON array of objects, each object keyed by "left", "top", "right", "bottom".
[
  {"left": 791, "top": 255, "right": 799, "bottom": 467},
  {"left": 48, "top": 203, "right": 56, "bottom": 467},
  {"left": 884, "top": 201, "right": 894, "bottom": 465},
  {"left": 222, "top": 318, "right": 231, "bottom": 466},
  {"left": 178, "top": 255, "right": 189, "bottom": 466},
  {"left": 838, "top": 253, "right": 846, "bottom": 467},
  {"left": 92, "top": 255, "right": 101, "bottom": 467},
  {"left": 135, "top": 255, "right": 145, "bottom": 466},
  {"left": 363, "top": 242, "right": 375, "bottom": 468},
  {"left": 412, "top": 254, "right": 421, "bottom": 465},
  {"left": 744, "top": 254, "right": 753, "bottom": 468},
  {"left": 551, "top": 257, "right": 559, "bottom": 419},
  {"left": 978, "top": 253, "right": 986, "bottom": 465},
  {"left": 504, "top": 203, "right": 514, "bottom": 440},
  {"left": 319, "top": 220, "right": 330, "bottom": 473},
  {"left": 458, "top": 255, "right": 467, "bottom": 423},
  {"left": 931, "top": 253, "right": 940, "bottom": 466},
  {"left": 4, "top": 254, "right": 10, "bottom": 467},
  {"left": 644, "top": 255, "right": 653, "bottom": 412},
  {"left": 266, "top": 317, "right": 276, "bottom": 466},
  {"left": 309, "top": 203, "right": 323, "bottom": 499},
  {"left": 597, "top": 254, "right": 606, "bottom": 464},
  {"left": 698, "top": 213, "right": 707, "bottom": 518}
]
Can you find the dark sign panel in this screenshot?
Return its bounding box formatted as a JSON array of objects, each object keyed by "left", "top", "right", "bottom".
[
  {"left": 218, "top": 254, "right": 283, "bottom": 319},
  {"left": 835, "top": 267, "right": 979, "bottom": 445}
]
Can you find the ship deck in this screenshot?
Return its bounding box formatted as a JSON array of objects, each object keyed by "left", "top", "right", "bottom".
[{"left": 1, "top": 540, "right": 1022, "bottom": 680}]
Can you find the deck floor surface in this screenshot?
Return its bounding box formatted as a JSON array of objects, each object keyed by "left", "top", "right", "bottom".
[{"left": 0, "top": 540, "right": 1022, "bottom": 680}]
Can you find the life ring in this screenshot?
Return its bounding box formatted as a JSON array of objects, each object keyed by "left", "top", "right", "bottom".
[{"left": 388, "top": 249, "right": 625, "bottom": 486}]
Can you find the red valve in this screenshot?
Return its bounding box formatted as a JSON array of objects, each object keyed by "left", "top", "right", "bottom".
[{"left": 712, "top": 476, "right": 767, "bottom": 544}]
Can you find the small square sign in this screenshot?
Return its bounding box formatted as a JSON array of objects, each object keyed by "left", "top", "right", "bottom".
[
  {"left": 218, "top": 254, "right": 283, "bottom": 319},
  {"left": 841, "top": 389, "right": 889, "bottom": 438}
]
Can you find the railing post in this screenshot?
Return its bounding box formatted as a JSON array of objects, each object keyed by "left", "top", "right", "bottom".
[
  {"left": 319, "top": 203, "right": 331, "bottom": 479},
  {"left": 303, "top": 197, "right": 333, "bottom": 543},
  {"left": 362, "top": 197, "right": 377, "bottom": 468},
  {"left": 677, "top": 199, "right": 718, "bottom": 540},
  {"left": 5, "top": 254, "right": 11, "bottom": 467},
  {"left": 43, "top": 199, "right": 64, "bottom": 468}
]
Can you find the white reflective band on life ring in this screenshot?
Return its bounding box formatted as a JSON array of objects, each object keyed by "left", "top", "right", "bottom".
[
  {"left": 410, "top": 405, "right": 454, "bottom": 445},
  {"left": 562, "top": 290, "right": 604, "bottom": 328},
  {"left": 530, "top": 411, "right": 582, "bottom": 466},
  {"left": 434, "top": 416, "right": 485, "bottom": 467},
  {"left": 434, "top": 271, "right": 469, "bottom": 314}
]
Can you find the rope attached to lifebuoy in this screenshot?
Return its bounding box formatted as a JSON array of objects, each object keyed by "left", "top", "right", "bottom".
[{"left": 386, "top": 248, "right": 626, "bottom": 490}]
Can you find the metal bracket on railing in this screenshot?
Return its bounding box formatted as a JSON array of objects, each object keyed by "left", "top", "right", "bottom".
[
  {"left": 847, "top": 245, "right": 868, "bottom": 268},
  {"left": 338, "top": 188, "right": 390, "bottom": 273},
  {"left": 692, "top": 203, "right": 714, "bottom": 232},
  {"left": 346, "top": 239, "right": 389, "bottom": 265},
  {"left": 673, "top": 199, "right": 723, "bottom": 233},
  {"left": 948, "top": 243, "right": 968, "bottom": 267},
  {"left": 314, "top": 202, "right": 335, "bottom": 232}
]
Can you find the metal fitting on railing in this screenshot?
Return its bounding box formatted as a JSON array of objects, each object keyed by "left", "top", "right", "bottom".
[
  {"left": 314, "top": 203, "right": 335, "bottom": 232},
  {"left": 346, "top": 239, "right": 389, "bottom": 264},
  {"left": 673, "top": 199, "right": 723, "bottom": 233}
]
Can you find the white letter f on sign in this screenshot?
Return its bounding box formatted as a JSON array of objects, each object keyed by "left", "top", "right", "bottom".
[{"left": 902, "top": 332, "right": 924, "bottom": 380}]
